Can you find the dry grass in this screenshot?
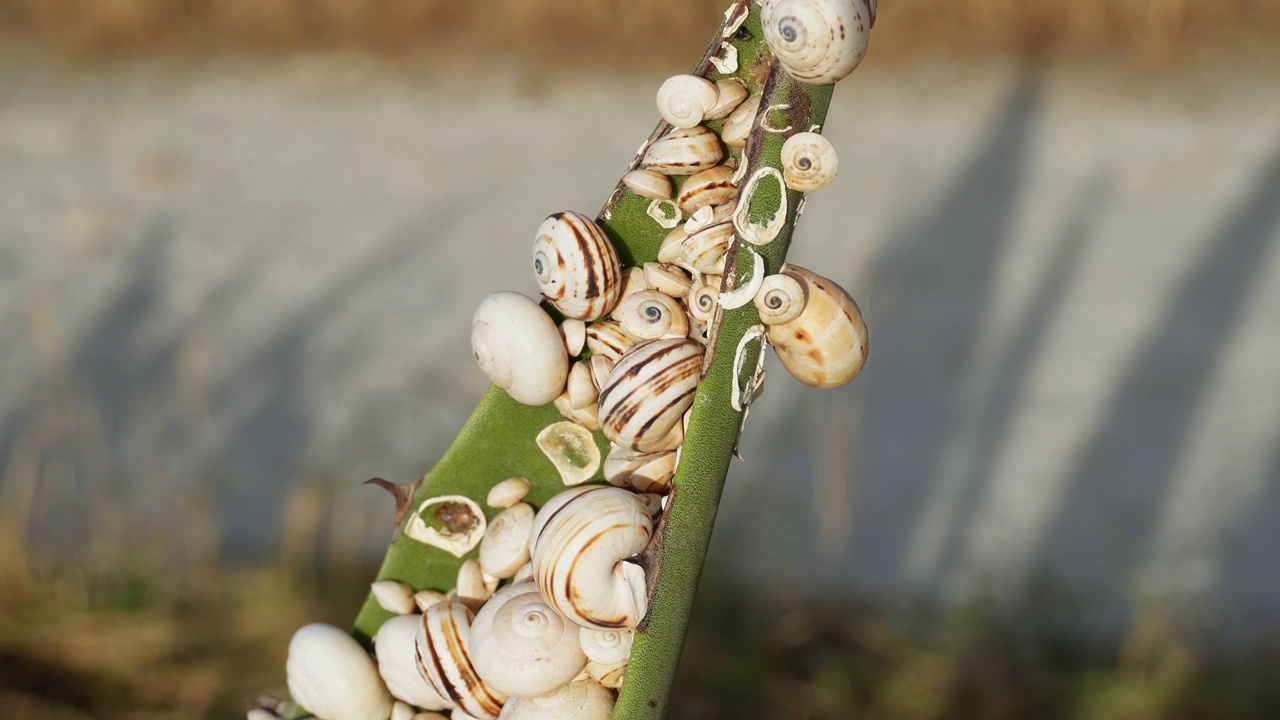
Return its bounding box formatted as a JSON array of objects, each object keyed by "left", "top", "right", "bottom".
[{"left": 0, "top": 0, "right": 1276, "bottom": 66}]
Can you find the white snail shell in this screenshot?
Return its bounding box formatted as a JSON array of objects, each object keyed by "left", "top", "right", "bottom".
[
  {"left": 371, "top": 580, "right": 417, "bottom": 616},
  {"left": 604, "top": 446, "right": 677, "bottom": 494},
  {"left": 579, "top": 628, "right": 634, "bottom": 665},
  {"left": 472, "top": 292, "right": 568, "bottom": 406},
  {"left": 374, "top": 615, "right": 452, "bottom": 711},
  {"left": 453, "top": 559, "right": 494, "bottom": 611},
  {"left": 414, "top": 590, "right": 448, "bottom": 613},
  {"left": 686, "top": 278, "right": 720, "bottom": 324},
  {"left": 598, "top": 338, "right": 703, "bottom": 452},
  {"left": 587, "top": 355, "right": 614, "bottom": 392},
  {"left": 533, "top": 211, "right": 622, "bottom": 321},
  {"left": 553, "top": 390, "right": 601, "bottom": 431},
  {"left": 641, "top": 125, "right": 724, "bottom": 176},
  {"left": 286, "top": 623, "right": 393, "bottom": 720},
  {"left": 584, "top": 320, "right": 634, "bottom": 362},
  {"left": 754, "top": 272, "right": 806, "bottom": 325},
  {"left": 487, "top": 477, "right": 531, "bottom": 509},
  {"left": 642, "top": 262, "right": 692, "bottom": 298},
  {"left": 496, "top": 679, "right": 615, "bottom": 720},
  {"left": 676, "top": 165, "right": 738, "bottom": 215},
  {"left": 559, "top": 318, "right": 587, "bottom": 357},
  {"left": 566, "top": 361, "right": 599, "bottom": 410},
  {"left": 415, "top": 602, "right": 507, "bottom": 719},
  {"left": 618, "top": 265, "right": 648, "bottom": 305},
  {"left": 780, "top": 132, "right": 839, "bottom": 192},
  {"left": 470, "top": 583, "right": 588, "bottom": 699},
  {"left": 761, "top": 0, "right": 872, "bottom": 85},
  {"left": 766, "top": 264, "right": 869, "bottom": 389},
  {"left": 530, "top": 486, "right": 653, "bottom": 630},
  {"left": 614, "top": 290, "right": 689, "bottom": 341},
  {"left": 621, "top": 168, "right": 672, "bottom": 200},
  {"left": 705, "top": 78, "right": 748, "bottom": 120},
  {"left": 721, "top": 92, "right": 761, "bottom": 149},
  {"left": 479, "top": 502, "right": 534, "bottom": 579},
  {"left": 656, "top": 74, "right": 719, "bottom": 129}
]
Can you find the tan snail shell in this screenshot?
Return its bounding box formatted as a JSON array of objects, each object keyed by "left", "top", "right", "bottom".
[
  {"left": 657, "top": 223, "right": 688, "bottom": 264},
  {"left": 621, "top": 169, "right": 672, "bottom": 200},
  {"left": 533, "top": 211, "right": 622, "bottom": 321},
  {"left": 686, "top": 278, "right": 720, "bottom": 324},
  {"left": 588, "top": 355, "right": 614, "bottom": 391},
  {"left": 705, "top": 78, "right": 748, "bottom": 120},
  {"left": 613, "top": 290, "right": 689, "bottom": 341},
  {"left": 641, "top": 125, "right": 724, "bottom": 175},
  {"left": 530, "top": 486, "right": 653, "bottom": 630},
  {"left": 780, "top": 132, "right": 839, "bottom": 192},
  {"left": 479, "top": 503, "right": 534, "bottom": 579},
  {"left": 487, "top": 477, "right": 531, "bottom": 509},
  {"left": 761, "top": 0, "right": 872, "bottom": 85},
  {"left": 604, "top": 446, "right": 677, "bottom": 494},
  {"left": 598, "top": 338, "right": 702, "bottom": 452},
  {"left": 472, "top": 292, "right": 569, "bottom": 406},
  {"left": 655, "top": 74, "right": 719, "bottom": 129},
  {"left": 676, "top": 165, "right": 738, "bottom": 214},
  {"left": 452, "top": 559, "right": 494, "bottom": 611},
  {"left": 374, "top": 615, "right": 452, "bottom": 711},
  {"left": 553, "top": 390, "right": 601, "bottom": 431},
  {"left": 371, "top": 580, "right": 417, "bottom": 615},
  {"left": 469, "top": 583, "right": 587, "bottom": 699},
  {"left": 415, "top": 602, "right": 507, "bottom": 719},
  {"left": 765, "top": 264, "right": 869, "bottom": 389},
  {"left": 559, "top": 318, "right": 586, "bottom": 357},
  {"left": 618, "top": 266, "right": 648, "bottom": 305},
  {"left": 566, "top": 361, "right": 598, "bottom": 410},
  {"left": 642, "top": 262, "right": 692, "bottom": 298},
  {"left": 678, "top": 208, "right": 733, "bottom": 276},
  {"left": 496, "top": 679, "right": 615, "bottom": 720},
  {"left": 584, "top": 321, "right": 634, "bottom": 362},
  {"left": 721, "top": 92, "right": 761, "bottom": 149},
  {"left": 753, "top": 273, "right": 806, "bottom": 325},
  {"left": 287, "top": 623, "right": 393, "bottom": 720}
]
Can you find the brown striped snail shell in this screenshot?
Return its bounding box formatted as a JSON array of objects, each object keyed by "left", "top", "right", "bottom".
[
  {"left": 761, "top": 0, "right": 872, "bottom": 85},
  {"left": 584, "top": 320, "right": 634, "bottom": 362},
  {"left": 533, "top": 212, "right": 622, "bottom": 321},
  {"left": 598, "top": 338, "right": 703, "bottom": 452},
  {"left": 676, "top": 165, "right": 738, "bottom": 215},
  {"left": 780, "top": 132, "right": 839, "bottom": 192},
  {"left": 604, "top": 446, "right": 677, "bottom": 494},
  {"left": 415, "top": 602, "right": 507, "bottom": 719},
  {"left": 753, "top": 272, "right": 806, "bottom": 325},
  {"left": 588, "top": 355, "right": 614, "bottom": 391},
  {"left": 705, "top": 78, "right": 748, "bottom": 120},
  {"left": 621, "top": 169, "right": 671, "bottom": 200},
  {"left": 613, "top": 290, "right": 689, "bottom": 341},
  {"left": 472, "top": 292, "right": 569, "bottom": 406},
  {"left": 529, "top": 486, "right": 653, "bottom": 631},
  {"left": 655, "top": 74, "right": 719, "bottom": 129},
  {"left": 678, "top": 212, "right": 733, "bottom": 276},
  {"left": 641, "top": 126, "right": 724, "bottom": 176},
  {"left": 765, "top": 264, "right": 869, "bottom": 389},
  {"left": 469, "top": 583, "right": 587, "bottom": 699}
]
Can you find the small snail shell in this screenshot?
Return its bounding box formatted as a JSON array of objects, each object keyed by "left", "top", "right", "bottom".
[
  {"left": 584, "top": 321, "right": 634, "bottom": 362},
  {"left": 479, "top": 502, "right": 534, "bottom": 579},
  {"left": 414, "top": 590, "right": 448, "bottom": 613},
  {"left": 753, "top": 273, "right": 806, "bottom": 325},
  {"left": 721, "top": 92, "right": 762, "bottom": 149},
  {"left": 512, "top": 562, "right": 534, "bottom": 584},
  {"left": 643, "top": 262, "right": 693, "bottom": 298},
  {"left": 287, "top": 623, "right": 393, "bottom": 720},
  {"left": 470, "top": 583, "right": 588, "bottom": 699},
  {"left": 780, "top": 132, "right": 839, "bottom": 192},
  {"left": 579, "top": 628, "right": 634, "bottom": 665},
  {"left": 584, "top": 659, "right": 627, "bottom": 689},
  {"left": 453, "top": 559, "right": 493, "bottom": 611},
  {"left": 598, "top": 338, "right": 703, "bottom": 452},
  {"left": 604, "top": 446, "right": 677, "bottom": 494},
  {"left": 533, "top": 211, "right": 622, "bottom": 321},
  {"left": 656, "top": 74, "right": 719, "bottom": 129},
  {"left": 566, "top": 361, "right": 598, "bottom": 410},
  {"left": 705, "top": 78, "right": 748, "bottom": 120},
  {"left": 761, "top": 0, "right": 871, "bottom": 85},
  {"left": 530, "top": 486, "right": 653, "bottom": 630},
  {"left": 415, "top": 602, "right": 507, "bottom": 719},
  {"left": 686, "top": 279, "right": 719, "bottom": 324},
  {"left": 496, "top": 679, "right": 614, "bottom": 720},
  {"left": 621, "top": 169, "right": 672, "bottom": 200},
  {"left": 391, "top": 702, "right": 414, "bottom": 720},
  {"left": 588, "top": 355, "right": 614, "bottom": 392},
  {"left": 679, "top": 216, "right": 733, "bottom": 276},
  {"left": 375, "top": 615, "right": 452, "bottom": 711},
  {"left": 614, "top": 290, "right": 689, "bottom": 341},
  {"left": 371, "top": 580, "right": 417, "bottom": 615},
  {"left": 657, "top": 224, "right": 689, "bottom": 264},
  {"left": 487, "top": 477, "right": 531, "bottom": 509},
  {"left": 766, "top": 264, "right": 869, "bottom": 389},
  {"left": 553, "top": 390, "right": 601, "bottom": 431},
  {"left": 472, "top": 292, "right": 569, "bottom": 406},
  {"left": 641, "top": 125, "right": 724, "bottom": 176},
  {"left": 676, "top": 165, "right": 738, "bottom": 215},
  {"left": 560, "top": 319, "right": 586, "bottom": 357}
]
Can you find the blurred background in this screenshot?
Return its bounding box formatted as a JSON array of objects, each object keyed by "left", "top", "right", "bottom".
[{"left": 2, "top": 1, "right": 1280, "bottom": 718}]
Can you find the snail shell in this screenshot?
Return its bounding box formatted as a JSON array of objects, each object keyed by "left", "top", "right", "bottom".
[
  {"left": 604, "top": 445, "right": 677, "bottom": 494},
  {"left": 579, "top": 628, "right": 634, "bottom": 666},
  {"left": 470, "top": 583, "right": 587, "bottom": 699},
  {"left": 559, "top": 319, "right": 587, "bottom": 357},
  {"left": 780, "top": 132, "right": 839, "bottom": 192},
  {"left": 553, "top": 390, "right": 601, "bottom": 431},
  {"left": 642, "top": 262, "right": 693, "bottom": 298},
  {"left": 676, "top": 165, "right": 738, "bottom": 215},
  {"left": 479, "top": 502, "right": 534, "bottom": 579},
  {"left": 621, "top": 169, "right": 672, "bottom": 200},
  {"left": 657, "top": 224, "right": 689, "bottom": 264},
  {"left": 374, "top": 615, "right": 452, "bottom": 711},
  {"left": 533, "top": 211, "right": 622, "bottom": 321},
  {"left": 414, "top": 590, "right": 448, "bottom": 613},
  {"left": 705, "top": 78, "right": 748, "bottom": 120},
  {"left": 496, "top": 679, "right": 615, "bottom": 720},
  {"left": 487, "top": 477, "right": 531, "bottom": 509},
  {"left": 761, "top": 0, "right": 872, "bottom": 85},
  {"left": 598, "top": 338, "right": 703, "bottom": 452},
  {"left": 588, "top": 355, "right": 614, "bottom": 392},
  {"left": 721, "top": 92, "right": 762, "bottom": 149},
  {"left": 287, "top": 623, "right": 393, "bottom": 720},
  {"left": 566, "top": 361, "right": 598, "bottom": 410},
  {"left": 371, "top": 580, "right": 417, "bottom": 616},
  {"left": 686, "top": 278, "right": 720, "bottom": 324},
  {"left": 641, "top": 125, "right": 724, "bottom": 176},
  {"left": 405, "top": 495, "right": 486, "bottom": 558},
  {"left": 753, "top": 273, "right": 806, "bottom": 325},
  {"left": 766, "top": 264, "right": 869, "bottom": 389},
  {"left": 415, "top": 602, "right": 507, "bottom": 719},
  {"left": 679, "top": 212, "right": 733, "bottom": 276},
  {"left": 472, "top": 292, "right": 569, "bottom": 406},
  {"left": 656, "top": 74, "right": 719, "bottom": 129},
  {"left": 584, "top": 321, "right": 634, "bottom": 362},
  {"left": 584, "top": 660, "right": 627, "bottom": 691},
  {"left": 613, "top": 290, "right": 689, "bottom": 341},
  {"left": 618, "top": 266, "right": 648, "bottom": 305},
  {"left": 530, "top": 486, "right": 653, "bottom": 630},
  {"left": 453, "top": 559, "right": 493, "bottom": 611}
]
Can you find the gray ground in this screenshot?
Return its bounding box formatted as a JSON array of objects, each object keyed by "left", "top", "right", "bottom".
[{"left": 2, "top": 53, "right": 1279, "bottom": 648}]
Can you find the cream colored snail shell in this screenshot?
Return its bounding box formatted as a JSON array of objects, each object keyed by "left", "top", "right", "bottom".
[
  {"left": 553, "top": 390, "right": 601, "bottom": 431},
  {"left": 487, "top": 477, "right": 531, "bottom": 509},
  {"left": 472, "top": 292, "right": 569, "bottom": 406},
  {"left": 579, "top": 628, "right": 634, "bottom": 665},
  {"left": 678, "top": 212, "right": 733, "bottom": 276},
  {"left": 415, "top": 602, "right": 507, "bottom": 719},
  {"left": 496, "top": 679, "right": 615, "bottom": 720},
  {"left": 761, "top": 0, "right": 871, "bottom": 85},
  {"left": 469, "top": 583, "right": 588, "bottom": 699},
  {"left": 780, "top": 132, "right": 839, "bottom": 192},
  {"left": 479, "top": 502, "right": 534, "bottom": 579},
  {"left": 287, "top": 623, "right": 393, "bottom": 720},
  {"left": 753, "top": 273, "right": 806, "bottom": 325},
  {"left": 374, "top": 615, "right": 452, "bottom": 711},
  {"left": 533, "top": 211, "right": 622, "bottom": 321},
  {"left": 598, "top": 338, "right": 703, "bottom": 452},
  {"left": 641, "top": 125, "right": 724, "bottom": 176},
  {"left": 642, "top": 262, "right": 692, "bottom": 298},
  {"left": 705, "top": 78, "right": 748, "bottom": 120},
  {"left": 530, "top": 486, "right": 653, "bottom": 631},
  {"left": 613, "top": 290, "right": 689, "bottom": 341},
  {"left": 656, "top": 74, "right": 719, "bottom": 129},
  {"left": 766, "top": 264, "right": 869, "bottom": 389},
  {"left": 566, "top": 361, "right": 598, "bottom": 410},
  {"left": 686, "top": 277, "right": 720, "bottom": 324},
  {"left": 676, "top": 165, "right": 738, "bottom": 215},
  {"left": 721, "top": 92, "right": 761, "bottom": 149},
  {"left": 621, "top": 168, "right": 672, "bottom": 200}
]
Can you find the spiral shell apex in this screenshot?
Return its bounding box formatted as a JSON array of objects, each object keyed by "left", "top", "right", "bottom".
[
  {"left": 762, "top": 0, "right": 872, "bottom": 85},
  {"left": 469, "top": 583, "right": 587, "bottom": 699},
  {"left": 656, "top": 74, "right": 719, "bottom": 129},
  {"left": 533, "top": 212, "right": 622, "bottom": 321},
  {"left": 614, "top": 290, "right": 689, "bottom": 341},
  {"left": 781, "top": 132, "right": 839, "bottom": 192},
  {"left": 472, "top": 292, "right": 568, "bottom": 406},
  {"left": 754, "top": 273, "right": 806, "bottom": 325}
]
